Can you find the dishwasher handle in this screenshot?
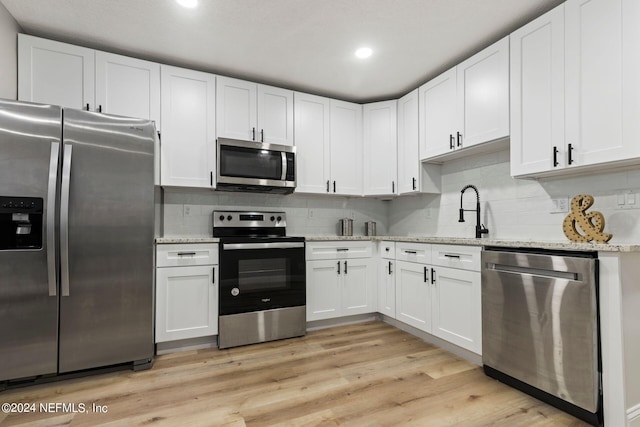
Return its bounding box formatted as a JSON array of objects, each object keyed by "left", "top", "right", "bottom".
[{"left": 485, "top": 262, "right": 579, "bottom": 281}]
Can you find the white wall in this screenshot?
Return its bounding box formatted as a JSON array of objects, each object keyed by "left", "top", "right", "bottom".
[
  {"left": 0, "top": 3, "right": 20, "bottom": 99},
  {"left": 162, "top": 189, "right": 388, "bottom": 237},
  {"left": 390, "top": 148, "right": 640, "bottom": 243}
]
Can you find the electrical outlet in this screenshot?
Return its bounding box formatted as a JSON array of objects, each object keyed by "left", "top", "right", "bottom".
[
  {"left": 183, "top": 204, "right": 198, "bottom": 216},
  {"left": 308, "top": 209, "right": 314, "bottom": 219},
  {"left": 349, "top": 211, "right": 356, "bottom": 220},
  {"left": 425, "top": 208, "right": 432, "bottom": 219},
  {"left": 550, "top": 197, "right": 569, "bottom": 213},
  {"left": 617, "top": 191, "right": 639, "bottom": 209}
]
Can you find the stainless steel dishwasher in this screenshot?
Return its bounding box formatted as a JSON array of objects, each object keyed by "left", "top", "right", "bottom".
[{"left": 481, "top": 247, "right": 601, "bottom": 426}]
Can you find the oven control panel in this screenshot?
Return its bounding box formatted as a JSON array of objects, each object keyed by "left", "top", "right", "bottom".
[{"left": 213, "top": 210, "right": 286, "bottom": 229}]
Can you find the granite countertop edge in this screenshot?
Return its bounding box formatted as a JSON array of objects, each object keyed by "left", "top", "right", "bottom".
[{"left": 155, "top": 236, "right": 640, "bottom": 252}]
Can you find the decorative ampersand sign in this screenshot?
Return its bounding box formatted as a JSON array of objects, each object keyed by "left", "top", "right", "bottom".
[{"left": 562, "top": 194, "right": 612, "bottom": 243}]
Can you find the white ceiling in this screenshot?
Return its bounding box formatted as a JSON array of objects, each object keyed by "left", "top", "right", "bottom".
[{"left": 1, "top": 0, "right": 565, "bottom": 103}]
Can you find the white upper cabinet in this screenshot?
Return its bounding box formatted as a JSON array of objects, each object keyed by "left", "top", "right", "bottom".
[
  {"left": 216, "top": 76, "right": 293, "bottom": 145},
  {"left": 257, "top": 85, "right": 294, "bottom": 146},
  {"left": 397, "top": 89, "right": 422, "bottom": 195},
  {"left": 419, "top": 67, "right": 458, "bottom": 160},
  {"left": 457, "top": 37, "right": 510, "bottom": 148},
  {"left": 363, "top": 100, "right": 397, "bottom": 196},
  {"left": 510, "top": 6, "right": 565, "bottom": 176},
  {"left": 160, "top": 65, "right": 216, "bottom": 188},
  {"left": 95, "top": 52, "right": 160, "bottom": 126},
  {"left": 18, "top": 34, "right": 95, "bottom": 110},
  {"left": 511, "top": 0, "right": 640, "bottom": 177},
  {"left": 294, "top": 92, "right": 331, "bottom": 194},
  {"left": 330, "top": 100, "right": 363, "bottom": 196},
  {"left": 420, "top": 37, "right": 509, "bottom": 161},
  {"left": 18, "top": 34, "right": 160, "bottom": 128}
]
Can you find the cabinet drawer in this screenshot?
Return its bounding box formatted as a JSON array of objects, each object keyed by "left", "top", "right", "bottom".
[
  {"left": 395, "top": 242, "right": 431, "bottom": 264},
  {"left": 379, "top": 241, "right": 396, "bottom": 259},
  {"left": 156, "top": 243, "right": 218, "bottom": 267},
  {"left": 306, "top": 241, "right": 373, "bottom": 260},
  {"left": 431, "top": 244, "right": 481, "bottom": 272}
]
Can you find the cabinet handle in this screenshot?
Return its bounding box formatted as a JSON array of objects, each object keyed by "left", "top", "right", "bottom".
[
  {"left": 333, "top": 181, "right": 336, "bottom": 193},
  {"left": 423, "top": 266, "right": 428, "bottom": 283},
  {"left": 392, "top": 181, "right": 395, "bottom": 193},
  {"left": 388, "top": 260, "right": 392, "bottom": 275},
  {"left": 568, "top": 143, "right": 574, "bottom": 165},
  {"left": 212, "top": 267, "right": 215, "bottom": 284},
  {"left": 98, "top": 105, "right": 102, "bottom": 113},
  {"left": 252, "top": 127, "right": 256, "bottom": 141},
  {"left": 337, "top": 261, "right": 341, "bottom": 275},
  {"left": 261, "top": 129, "right": 264, "bottom": 142},
  {"left": 404, "top": 250, "right": 417, "bottom": 254},
  {"left": 431, "top": 268, "right": 435, "bottom": 284},
  {"left": 177, "top": 252, "right": 196, "bottom": 256},
  {"left": 457, "top": 131, "right": 462, "bottom": 147},
  {"left": 449, "top": 134, "right": 454, "bottom": 150},
  {"left": 326, "top": 180, "right": 330, "bottom": 193},
  {"left": 210, "top": 171, "right": 213, "bottom": 186},
  {"left": 344, "top": 260, "right": 348, "bottom": 275},
  {"left": 553, "top": 146, "right": 559, "bottom": 167},
  {"left": 412, "top": 177, "right": 417, "bottom": 191},
  {"left": 336, "top": 248, "right": 349, "bottom": 252},
  {"left": 444, "top": 254, "right": 460, "bottom": 259},
  {"left": 85, "top": 103, "right": 90, "bottom": 111}
]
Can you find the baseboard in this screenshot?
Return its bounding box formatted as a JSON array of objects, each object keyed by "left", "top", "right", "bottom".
[
  {"left": 306, "top": 313, "right": 379, "bottom": 331},
  {"left": 628, "top": 403, "right": 640, "bottom": 426},
  {"left": 155, "top": 335, "right": 218, "bottom": 355}
]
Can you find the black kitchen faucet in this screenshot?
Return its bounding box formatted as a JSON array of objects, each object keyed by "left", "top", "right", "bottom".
[{"left": 459, "top": 184, "right": 489, "bottom": 238}]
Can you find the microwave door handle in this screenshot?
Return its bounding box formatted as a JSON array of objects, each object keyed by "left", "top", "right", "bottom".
[{"left": 281, "top": 152, "right": 287, "bottom": 180}]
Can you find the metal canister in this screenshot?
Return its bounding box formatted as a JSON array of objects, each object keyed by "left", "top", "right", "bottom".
[
  {"left": 365, "top": 221, "right": 376, "bottom": 236},
  {"left": 339, "top": 218, "right": 353, "bottom": 236}
]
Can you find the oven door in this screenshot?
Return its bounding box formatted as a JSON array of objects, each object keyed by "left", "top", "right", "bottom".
[{"left": 219, "top": 239, "right": 305, "bottom": 316}]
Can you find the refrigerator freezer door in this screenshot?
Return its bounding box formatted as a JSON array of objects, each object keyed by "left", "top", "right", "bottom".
[
  {"left": 0, "top": 99, "right": 61, "bottom": 381},
  {"left": 58, "top": 109, "right": 155, "bottom": 373}
]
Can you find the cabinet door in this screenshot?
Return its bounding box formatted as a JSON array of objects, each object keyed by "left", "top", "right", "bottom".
[
  {"left": 419, "top": 67, "right": 457, "bottom": 160},
  {"left": 294, "top": 92, "right": 331, "bottom": 194},
  {"left": 341, "top": 258, "right": 376, "bottom": 316},
  {"left": 306, "top": 260, "right": 341, "bottom": 321},
  {"left": 95, "top": 52, "right": 160, "bottom": 126},
  {"left": 457, "top": 36, "right": 510, "bottom": 148},
  {"left": 160, "top": 65, "right": 216, "bottom": 188},
  {"left": 156, "top": 265, "right": 218, "bottom": 343},
  {"left": 397, "top": 89, "right": 420, "bottom": 194},
  {"left": 18, "top": 34, "right": 95, "bottom": 110},
  {"left": 510, "top": 6, "right": 565, "bottom": 176},
  {"left": 395, "top": 261, "right": 431, "bottom": 332},
  {"left": 257, "top": 84, "right": 294, "bottom": 146},
  {"left": 216, "top": 76, "right": 257, "bottom": 141},
  {"left": 378, "top": 259, "right": 396, "bottom": 318},
  {"left": 431, "top": 267, "right": 481, "bottom": 354},
  {"left": 565, "top": 0, "right": 630, "bottom": 166},
  {"left": 363, "top": 100, "right": 398, "bottom": 196},
  {"left": 330, "top": 100, "right": 363, "bottom": 196}
]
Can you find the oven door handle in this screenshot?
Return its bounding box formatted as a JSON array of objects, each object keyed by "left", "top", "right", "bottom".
[{"left": 222, "top": 242, "right": 305, "bottom": 250}]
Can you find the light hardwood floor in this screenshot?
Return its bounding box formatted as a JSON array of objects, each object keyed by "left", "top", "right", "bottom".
[{"left": 0, "top": 321, "right": 589, "bottom": 426}]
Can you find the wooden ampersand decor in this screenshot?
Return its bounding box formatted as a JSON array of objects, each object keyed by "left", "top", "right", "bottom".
[{"left": 562, "top": 194, "right": 612, "bottom": 243}]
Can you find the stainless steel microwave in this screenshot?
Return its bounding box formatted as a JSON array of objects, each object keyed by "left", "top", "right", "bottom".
[{"left": 216, "top": 138, "right": 296, "bottom": 194}]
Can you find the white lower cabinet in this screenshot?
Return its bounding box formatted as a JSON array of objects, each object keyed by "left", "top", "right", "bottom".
[
  {"left": 430, "top": 266, "right": 481, "bottom": 354},
  {"left": 155, "top": 244, "right": 218, "bottom": 343},
  {"left": 395, "top": 260, "right": 432, "bottom": 332},
  {"left": 306, "top": 242, "right": 376, "bottom": 321}
]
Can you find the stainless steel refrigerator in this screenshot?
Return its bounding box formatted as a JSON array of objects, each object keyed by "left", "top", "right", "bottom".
[{"left": 0, "top": 98, "right": 155, "bottom": 384}]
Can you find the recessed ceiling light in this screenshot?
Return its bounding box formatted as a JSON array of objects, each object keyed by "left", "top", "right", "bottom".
[
  {"left": 176, "top": 0, "right": 198, "bottom": 8},
  {"left": 355, "top": 47, "right": 373, "bottom": 59}
]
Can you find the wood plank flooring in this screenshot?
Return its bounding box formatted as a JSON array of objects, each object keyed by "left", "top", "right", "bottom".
[{"left": 0, "top": 321, "right": 589, "bottom": 426}]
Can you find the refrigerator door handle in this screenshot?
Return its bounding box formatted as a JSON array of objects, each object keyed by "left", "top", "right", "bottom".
[
  {"left": 60, "top": 144, "right": 73, "bottom": 297},
  {"left": 47, "top": 142, "right": 60, "bottom": 297}
]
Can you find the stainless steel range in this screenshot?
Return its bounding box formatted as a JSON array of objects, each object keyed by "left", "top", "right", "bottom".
[{"left": 214, "top": 210, "right": 306, "bottom": 349}]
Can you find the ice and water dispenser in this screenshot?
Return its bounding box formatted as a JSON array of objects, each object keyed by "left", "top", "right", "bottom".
[{"left": 0, "top": 196, "right": 43, "bottom": 250}]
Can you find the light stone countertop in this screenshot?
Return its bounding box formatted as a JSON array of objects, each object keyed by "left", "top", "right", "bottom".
[
  {"left": 155, "top": 235, "right": 640, "bottom": 252},
  {"left": 155, "top": 237, "right": 219, "bottom": 244},
  {"left": 302, "top": 235, "right": 640, "bottom": 253}
]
